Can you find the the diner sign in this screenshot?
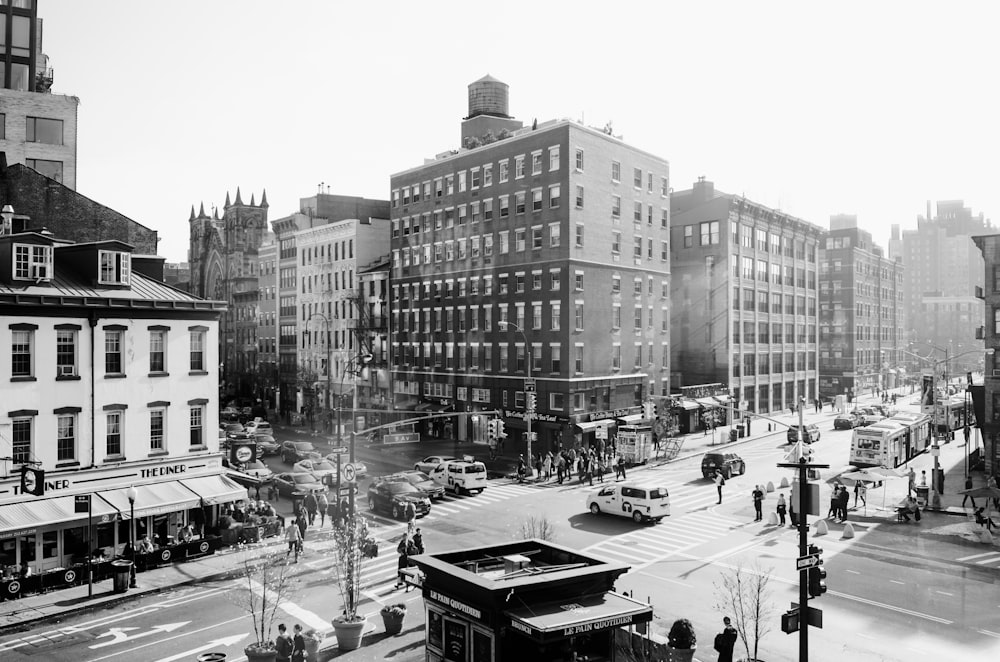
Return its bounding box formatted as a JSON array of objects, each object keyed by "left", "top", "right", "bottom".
[
  {"left": 428, "top": 590, "right": 483, "bottom": 621},
  {"left": 589, "top": 408, "right": 638, "bottom": 422}
]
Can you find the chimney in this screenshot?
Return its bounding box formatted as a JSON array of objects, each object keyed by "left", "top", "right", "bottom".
[{"left": 693, "top": 176, "right": 714, "bottom": 203}]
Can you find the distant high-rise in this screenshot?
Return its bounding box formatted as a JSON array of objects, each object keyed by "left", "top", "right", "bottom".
[
  {"left": 0, "top": 1, "right": 79, "bottom": 188},
  {"left": 895, "top": 200, "right": 990, "bottom": 369}
]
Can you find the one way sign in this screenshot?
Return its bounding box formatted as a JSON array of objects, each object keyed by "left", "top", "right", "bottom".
[{"left": 796, "top": 553, "right": 820, "bottom": 570}]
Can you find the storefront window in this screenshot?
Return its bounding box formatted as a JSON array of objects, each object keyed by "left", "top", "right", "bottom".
[
  {"left": 0, "top": 539, "right": 16, "bottom": 567},
  {"left": 64, "top": 526, "right": 89, "bottom": 561},
  {"left": 428, "top": 609, "right": 444, "bottom": 650},
  {"left": 20, "top": 533, "right": 36, "bottom": 567},
  {"left": 41, "top": 530, "right": 59, "bottom": 565},
  {"left": 95, "top": 522, "right": 115, "bottom": 556}
]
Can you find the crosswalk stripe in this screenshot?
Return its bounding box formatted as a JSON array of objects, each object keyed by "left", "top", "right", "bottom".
[{"left": 957, "top": 552, "right": 1000, "bottom": 562}]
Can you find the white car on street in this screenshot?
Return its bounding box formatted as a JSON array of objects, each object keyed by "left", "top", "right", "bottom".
[
  {"left": 428, "top": 459, "right": 487, "bottom": 495},
  {"left": 244, "top": 418, "right": 273, "bottom": 435},
  {"left": 414, "top": 455, "right": 456, "bottom": 474},
  {"left": 585, "top": 483, "right": 671, "bottom": 523}
]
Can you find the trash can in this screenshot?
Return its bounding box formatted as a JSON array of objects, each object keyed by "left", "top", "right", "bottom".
[
  {"left": 914, "top": 485, "right": 929, "bottom": 508},
  {"left": 729, "top": 429, "right": 738, "bottom": 443},
  {"left": 737, "top": 424, "right": 745, "bottom": 438},
  {"left": 111, "top": 560, "right": 132, "bottom": 594}
]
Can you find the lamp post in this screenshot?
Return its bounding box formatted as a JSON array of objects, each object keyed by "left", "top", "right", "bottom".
[
  {"left": 126, "top": 485, "right": 137, "bottom": 588},
  {"left": 499, "top": 320, "right": 533, "bottom": 475},
  {"left": 308, "top": 313, "right": 332, "bottom": 430},
  {"left": 339, "top": 353, "right": 372, "bottom": 519}
]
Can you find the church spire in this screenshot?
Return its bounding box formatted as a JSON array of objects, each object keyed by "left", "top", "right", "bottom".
[
  {"left": 189, "top": 205, "right": 196, "bottom": 221},
  {"left": 234, "top": 187, "right": 243, "bottom": 206},
  {"left": 250, "top": 193, "right": 256, "bottom": 206},
  {"left": 260, "top": 189, "right": 269, "bottom": 208},
  {"left": 224, "top": 191, "right": 231, "bottom": 208},
  {"left": 198, "top": 202, "right": 206, "bottom": 218}
]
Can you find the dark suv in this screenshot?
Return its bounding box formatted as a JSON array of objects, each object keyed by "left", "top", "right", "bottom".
[
  {"left": 787, "top": 424, "right": 821, "bottom": 444},
  {"left": 701, "top": 452, "right": 746, "bottom": 479}
]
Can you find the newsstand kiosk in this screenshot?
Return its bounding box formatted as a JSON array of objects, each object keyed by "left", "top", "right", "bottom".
[{"left": 409, "top": 539, "right": 652, "bottom": 662}]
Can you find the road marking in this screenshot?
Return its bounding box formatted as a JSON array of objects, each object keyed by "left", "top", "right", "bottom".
[
  {"left": 935, "top": 591, "right": 953, "bottom": 596},
  {"left": 890, "top": 580, "right": 905, "bottom": 585},
  {"left": 151, "top": 634, "right": 248, "bottom": 662},
  {"left": 978, "top": 629, "right": 1000, "bottom": 639},
  {"left": 956, "top": 552, "right": 1000, "bottom": 561},
  {"left": 845, "top": 569, "right": 861, "bottom": 574},
  {"left": 88, "top": 615, "right": 247, "bottom": 662}
]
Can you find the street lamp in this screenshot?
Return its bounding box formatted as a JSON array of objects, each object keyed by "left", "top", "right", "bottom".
[
  {"left": 126, "top": 485, "right": 137, "bottom": 588},
  {"left": 498, "top": 320, "right": 533, "bottom": 474},
  {"left": 340, "top": 352, "right": 372, "bottom": 521}
]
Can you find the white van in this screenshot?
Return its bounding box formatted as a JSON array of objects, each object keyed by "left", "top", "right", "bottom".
[
  {"left": 584, "top": 483, "right": 671, "bottom": 523},
  {"left": 429, "top": 460, "right": 488, "bottom": 495}
]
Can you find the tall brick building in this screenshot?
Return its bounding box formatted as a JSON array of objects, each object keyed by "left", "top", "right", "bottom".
[
  {"left": 389, "top": 76, "right": 672, "bottom": 453},
  {"left": 972, "top": 233, "right": 999, "bottom": 474},
  {"left": 0, "top": 1, "right": 79, "bottom": 189},
  {"left": 818, "top": 215, "right": 904, "bottom": 400}
]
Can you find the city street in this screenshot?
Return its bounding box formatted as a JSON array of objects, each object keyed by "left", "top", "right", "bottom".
[{"left": 3, "top": 401, "right": 998, "bottom": 661}]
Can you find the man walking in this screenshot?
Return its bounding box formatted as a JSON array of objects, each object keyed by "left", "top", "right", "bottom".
[
  {"left": 908, "top": 467, "right": 916, "bottom": 496},
  {"left": 304, "top": 491, "right": 318, "bottom": 526},
  {"left": 962, "top": 475, "right": 976, "bottom": 508},
  {"left": 317, "top": 492, "right": 329, "bottom": 527},
  {"left": 275, "top": 624, "right": 293, "bottom": 662},
  {"left": 615, "top": 454, "right": 626, "bottom": 481},
  {"left": 752, "top": 484, "right": 764, "bottom": 521},
  {"left": 837, "top": 484, "right": 850, "bottom": 521},
  {"left": 714, "top": 470, "right": 725, "bottom": 504},
  {"left": 285, "top": 521, "right": 302, "bottom": 563},
  {"left": 714, "top": 616, "right": 739, "bottom": 662},
  {"left": 776, "top": 493, "right": 787, "bottom": 526}
]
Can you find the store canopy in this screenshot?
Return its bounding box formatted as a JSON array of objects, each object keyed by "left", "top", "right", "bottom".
[
  {"left": 616, "top": 414, "right": 646, "bottom": 425},
  {"left": 505, "top": 592, "right": 652, "bottom": 643},
  {"left": 181, "top": 474, "right": 248, "bottom": 506},
  {"left": 0, "top": 494, "right": 120, "bottom": 539},
  {"left": 415, "top": 402, "right": 454, "bottom": 413},
  {"left": 575, "top": 420, "right": 611, "bottom": 432},
  {"left": 675, "top": 399, "right": 701, "bottom": 411},
  {"left": 97, "top": 480, "right": 202, "bottom": 519},
  {"left": 695, "top": 397, "right": 722, "bottom": 408}
]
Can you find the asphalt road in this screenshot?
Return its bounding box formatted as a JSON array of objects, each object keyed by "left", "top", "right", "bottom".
[{"left": 3, "top": 410, "right": 998, "bottom": 662}]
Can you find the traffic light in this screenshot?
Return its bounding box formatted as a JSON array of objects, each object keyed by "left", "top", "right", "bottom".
[
  {"left": 487, "top": 419, "right": 497, "bottom": 439},
  {"left": 807, "top": 544, "right": 827, "bottom": 597},
  {"left": 20, "top": 465, "right": 44, "bottom": 496},
  {"left": 526, "top": 392, "right": 537, "bottom": 412},
  {"left": 643, "top": 401, "right": 655, "bottom": 420},
  {"left": 496, "top": 419, "right": 506, "bottom": 439}
]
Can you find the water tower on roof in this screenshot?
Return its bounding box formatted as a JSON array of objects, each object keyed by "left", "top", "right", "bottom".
[{"left": 460, "top": 75, "right": 523, "bottom": 148}]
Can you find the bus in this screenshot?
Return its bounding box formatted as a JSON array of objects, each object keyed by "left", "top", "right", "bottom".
[
  {"left": 849, "top": 412, "right": 932, "bottom": 469},
  {"left": 932, "top": 398, "right": 969, "bottom": 435}
]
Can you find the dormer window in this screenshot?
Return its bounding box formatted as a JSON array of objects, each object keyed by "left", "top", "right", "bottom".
[
  {"left": 99, "top": 250, "right": 131, "bottom": 285},
  {"left": 14, "top": 244, "right": 53, "bottom": 281}
]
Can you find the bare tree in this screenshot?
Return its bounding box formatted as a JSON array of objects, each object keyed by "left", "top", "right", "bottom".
[
  {"left": 713, "top": 560, "right": 774, "bottom": 662},
  {"left": 517, "top": 514, "right": 556, "bottom": 541},
  {"left": 227, "top": 550, "right": 298, "bottom": 654}
]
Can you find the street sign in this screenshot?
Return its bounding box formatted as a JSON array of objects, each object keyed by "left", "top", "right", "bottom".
[
  {"left": 342, "top": 463, "right": 357, "bottom": 483},
  {"left": 75, "top": 494, "right": 90, "bottom": 513},
  {"left": 328, "top": 446, "right": 348, "bottom": 454},
  {"left": 796, "top": 553, "right": 820, "bottom": 570},
  {"left": 524, "top": 378, "right": 536, "bottom": 391},
  {"left": 791, "top": 602, "right": 823, "bottom": 628}
]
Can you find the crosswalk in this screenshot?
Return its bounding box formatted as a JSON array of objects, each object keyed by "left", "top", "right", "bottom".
[{"left": 956, "top": 551, "right": 1000, "bottom": 567}]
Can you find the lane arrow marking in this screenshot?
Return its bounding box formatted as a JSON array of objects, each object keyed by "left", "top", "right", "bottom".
[
  {"left": 151, "top": 633, "right": 249, "bottom": 662},
  {"left": 89, "top": 622, "right": 189, "bottom": 649}
]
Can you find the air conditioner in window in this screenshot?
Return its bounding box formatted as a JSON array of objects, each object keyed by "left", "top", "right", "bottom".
[
  {"left": 58, "top": 365, "right": 75, "bottom": 376},
  {"left": 992, "top": 369, "right": 1000, "bottom": 377},
  {"left": 30, "top": 264, "right": 50, "bottom": 280}
]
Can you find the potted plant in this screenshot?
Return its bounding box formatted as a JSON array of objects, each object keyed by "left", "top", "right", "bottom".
[
  {"left": 714, "top": 560, "right": 774, "bottom": 662},
  {"left": 380, "top": 603, "right": 407, "bottom": 635},
  {"left": 228, "top": 551, "right": 297, "bottom": 662},
  {"left": 666, "top": 618, "right": 697, "bottom": 662},
  {"left": 302, "top": 629, "right": 323, "bottom": 659},
  {"left": 331, "top": 515, "right": 378, "bottom": 650}
]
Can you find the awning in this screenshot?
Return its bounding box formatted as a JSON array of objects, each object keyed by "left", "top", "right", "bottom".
[
  {"left": 505, "top": 592, "right": 653, "bottom": 643},
  {"left": 97, "top": 480, "right": 202, "bottom": 519},
  {"left": 181, "top": 474, "right": 248, "bottom": 505},
  {"left": 0, "top": 494, "right": 120, "bottom": 539},
  {"left": 713, "top": 394, "right": 732, "bottom": 403},
  {"left": 674, "top": 399, "right": 701, "bottom": 411},
  {"left": 415, "top": 402, "right": 454, "bottom": 413},
  {"left": 616, "top": 413, "right": 646, "bottom": 425},
  {"left": 575, "top": 420, "right": 612, "bottom": 432},
  {"left": 695, "top": 397, "right": 722, "bottom": 408}
]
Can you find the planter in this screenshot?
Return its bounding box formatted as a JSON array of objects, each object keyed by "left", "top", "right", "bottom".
[
  {"left": 244, "top": 644, "right": 277, "bottom": 662},
  {"left": 381, "top": 610, "right": 406, "bottom": 635},
  {"left": 332, "top": 616, "right": 367, "bottom": 651},
  {"left": 303, "top": 637, "right": 321, "bottom": 658},
  {"left": 666, "top": 646, "right": 697, "bottom": 662}
]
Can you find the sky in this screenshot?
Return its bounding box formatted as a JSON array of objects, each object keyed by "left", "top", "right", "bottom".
[{"left": 42, "top": 0, "right": 1000, "bottom": 263}]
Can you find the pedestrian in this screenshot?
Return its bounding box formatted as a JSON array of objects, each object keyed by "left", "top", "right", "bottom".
[
  {"left": 837, "top": 485, "right": 850, "bottom": 521},
  {"left": 616, "top": 454, "right": 626, "bottom": 481},
  {"left": 394, "top": 537, "right": 410, "bottom": 589},
  {"left": 752, "top": 485, "right": 764, "bottom": 521},
  {"left": 789, "top": 503, "right": 798, "bottom": 528},
  {"left": 413, "top": 528, "right": 425, "bottom": 554},
  {"left": 404, "top": 501, "right": 417, "bottom": 535},
  {"left": 285, "top": 521, "right": 302, "bottom": 563},
  {"left": 535, "top": 454, "right": 543, "bottom": 479},
  {"left": 828, "top": 484, "right": 840, "bottom": 518},
  {"left": 776, "top": 493, "right": 787, "bottom": 526},
  {"left": 517, "top": 455, "right": 526, "bottom": 483},
  {"left": 713, "top": 616, "right": 739, "bottom": 662},
  {"left": 291, "top": 624, "right": 306, "bottom": 662},
  {"left": 304, "top": 492, "right": 318, "bottom": 526},
  {"left": 275, "top": 623, "right": 293, "bottom": 662},
  {"left": 908, "top": 467, "right": 916, "bottom": 496},
  {"left": 543, "top": 452, "right": 552, "bottom": 480},
  {"left": 556, "top": 453, "right": 565, "bottom": 484},
  {"left": 296, "top": 511, "right": 307, "bottom": 543},
  {"left": 962, "top": 475, "right": 976, "bottom": 508},
  {"left": 714, "top": 470, "right": 725, "bottom": 504},
  {"left": 857, "top": 482, "right": 867, "bottom": 507},
  {"left": 596, "top": 454, "right": 606, "bottom": 482},
  {"left": 853, "top": 481, "right": 862, "bottom": 507},
  {"left": 316, "top": 492, "right": 329, "bottom": 527}
]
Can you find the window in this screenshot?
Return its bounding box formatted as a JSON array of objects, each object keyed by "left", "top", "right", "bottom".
[
  {"left": 634, "top": 307, "right": 642, "bottom": 330},
  {"left": 634, "top": 201, "right": 642, "bottom": 222},
  {"left": 150, "top": 409, "right": 165, "bottom": 452},
  {"left": 57, "top": 413, "right": 76, "bottom": 462},
  {"left": 106, "top": 412, "right": 123, "bottom": 457},
  {"left": 611, "top": 161, "right": 621, "bottom": 182},
  {"left": 56, "top": 328, "right": 76, "bottom": 376},
  {"left": 661, "top": 240, "right": 669, "bottom": 261},
  {"left": 612, "top": 231, "right": 621, "bottom": 253},
  {"left": 532, "top": 226, "right": 543, "bottom": 250},
  {"left": 515, "top": 155, "right": 525, "bottom": 179},
  {"left": 458, "top": 170, "right": 466, "bottom": 192},
  {"left": 634, "top": 168, "right": 642, "bottom": 188},
  {"left": 484, "top": 198, "right": 494, "bottom": 220},
  {"left": 26, "top": 117, "right": 64, "bottom": 145},
  {"left": 446, "top": 174, "right": 454, "bottom": 195},
  {"left": 499, "top": 195, "right": 509, "bottom": 218},
  {"left": 531, "top": 151, "right": 542, "bottom": 175},
  {"left": 499, "top": 231, "right": 509, "bottom": 254},
  {"left": 684, "top": 226, "right": 693, "bottom": 248},
  {"left": 575, "top": 149, "right": 584, "bottom": 170},
  {"left": 575, "top": 224, "right": 584, "bottom": 247},
  {"left": 515, "top": 229, "right": 526, "bottom": 252},
  {"left": 515, "top": 191, "right": 526, "bottom": 215},
  {"left": 549, "top": 223, "right": 561, "bottom": 247},
  {"left": 612, "top": 195, "right": 621, "bottom": 218},
  {"left": 11, "top": 327, "right": 33, "bottom": 377},
  {"left": 575, "top": 302, "right": 584, "bottom": 329},
  {"left": 612, "top": 344, "right": 621, "bottom": 370},
  {"left": 661, "top": 208, "right": 669, "bottom": 229},
  {"left": 575, "top": 185, "right": 584, "bottom": 208},
  {"left": 12, "top": 418, "right": 31, "bottom": 464},
  {"left": 25, "top": 158, "right": 63, "bottom": 182},
  {"left": 575, "top": 345, "right": 584, "bottom": 373},
  {"left": 612, "top": 304, "right": 621, "bottom": 329},
  {"left": 105, "top": 329, "right": 124, "bottom": 374},
  {"left": 13, "top": 243, "right": 53, "bottom": 280},
  {"left": 549, "top": 146, "right": 560, "bottom": 171},
  {"left": 149, "top": 329, "right": 166, "bottom": 372},
  {"left": 190, "top": 405, "right": 204, "bottom": 447},
  {"left": 516, "top": 274, "right": 526, "bottom": 293},
  {"left": 533, "top": 304, "right": 542, "bottom": 330},
  {"left": 549, "top": 184, "right": 560, "bottom": 208},
  {"left": 551, "top": 302, "right": 561, "bottom": 330},
  {"left": 499, "top": 160, "right": 510, "bottom": 183},
  {"left": 551, "top": 270, "right": 561, "bottom": 291},
  {"left": 471, "top": 168, "right": 481, "bottom": 189},
  {"left": 633, "top": 237, "right": 642, "bottom": 259},
  {"left": 700, "top": 221, "right": 719, "bottom": 245},
  {"left": 484, "top": 164, "right": 493, "bottom": 186},
  {"left": 99, "top": 250, "right": 131, "bottom": 285},
  {"left": 532, "top": 188, "right": 543, "bottom": 212},
  {"left": 575, "top": 273, "right": 584, "bottom": 290}
]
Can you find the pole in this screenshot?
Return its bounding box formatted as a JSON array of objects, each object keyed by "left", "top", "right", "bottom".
[
  {"left": 129, "top": 499, "right": 136, "bottom": 588},
  {"left": 87, "top": 498, "right": 93, "bottom": 598},
  {"left": 798, "top": 456, "right": 808, "bottom": 662},
  {"left": 325, "top": 318, "right": 331, "bottom": 419},
  {"left": 526, "top": 332, "right": 532, "bottom": 476}
]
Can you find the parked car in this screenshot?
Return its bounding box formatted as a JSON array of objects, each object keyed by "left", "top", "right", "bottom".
[
  {"left": 220, "top": 407, "right": 240, "bottom": 423},
  {"left": 414, "top": 455, "right": 456, "bottom": 474},
  {"left": 854, "top": 408, "right": 885, "bottom": 425},
  {"left": 324, "top": 453, "right": 368, "bottom": 479},
  {"left": 367, "top": 480, "right": 432, "bottom": 519},
  {"left": 280, "top": 440, "right": 321, "bottom": 464},
  {"left": 585, "top": 483, "right": 671, "bottom": 523},
  {"left": 224, "top": 459, "right": 274, "bottom": 483},
  {"left": 701, "top": 452, "right": 746, "bottom": 479},
  {"left": 787, "top": 423, "right": 821, "bottom": 444},
  {"left": 834, "top": 413, "right": 862, "bottom": 430},
  {"left": 253, "top": 433, "right": 280, "bottom": 456},
  {"left": 222, "top": 422, "right": 244, "bottom": 436},
  {"left": 272, "top": 472, "right": 326, "bottom": 498},
  {"left": 292, "top": 459, "right": 338, "bottom": 483},
  {"left": 382, "top": 470, "right": 446, "bottom": 500},
  {"left": 244, "top": 418, "right": 272, "bottom": 436},
  {"left": 428, "top": 460, "right": 488, "bottom": 495}
]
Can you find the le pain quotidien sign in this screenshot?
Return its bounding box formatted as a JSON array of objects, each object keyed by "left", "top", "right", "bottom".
[
  {"left": 426, "top": 590, "right": 487, "bottom": 623},
  {"left": 508, "top": 612, "right": 648, "bottom": 642}
]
